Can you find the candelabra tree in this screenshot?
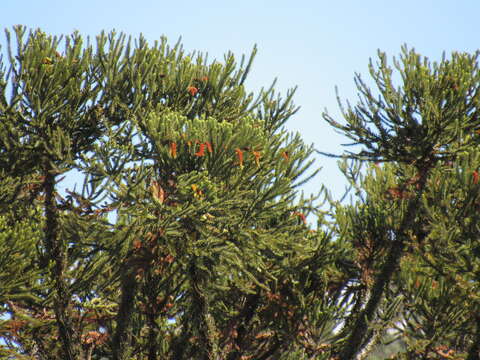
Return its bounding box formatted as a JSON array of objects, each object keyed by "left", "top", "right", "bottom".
[
  {"left": 0, "top": 26, "right": 347, "bottom": 360},
  {"left": 6, "top": 25, "right": 480, "bottom": 360},
  {"left": 323, "top": 47, "right": 480, "bottom": 359}
]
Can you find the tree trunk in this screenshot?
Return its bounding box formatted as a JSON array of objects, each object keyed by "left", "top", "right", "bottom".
[
  {"left": 43, "top": 160, "right": 81, "bottom": 359},
  {"left": 112, "top": 269, "right": 138, "bottom": 360},
  {"left": 338, "top": 169, "right": 430, "bottom": 359}
]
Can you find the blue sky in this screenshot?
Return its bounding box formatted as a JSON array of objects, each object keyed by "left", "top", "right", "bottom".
[{"left": 1, "top": 0, "right": 479, "bottom": 199}]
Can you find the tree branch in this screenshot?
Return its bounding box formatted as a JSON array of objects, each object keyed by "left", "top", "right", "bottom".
[
  {"left": 338, "top": 167, "right": 430, "bottom": 359},
  {"left": 43, "top": 160, "right": 81, "bottom": 360}
]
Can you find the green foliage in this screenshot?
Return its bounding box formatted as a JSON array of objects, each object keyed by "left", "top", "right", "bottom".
[
  {"left": 324, "top": 47, "right": 480, "bottom": 359},
  {"left": 3, "top": 26, "right": 480, "bottom": 360},
  {"left": 0, "top": 205, "right": 42, "bottom": 305},
  {"left": 0, "top": 26, "right": 342, "bottom": 360}
]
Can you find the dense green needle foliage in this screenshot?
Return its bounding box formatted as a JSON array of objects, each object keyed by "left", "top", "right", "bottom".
[
  {"left": 0, "top": 27, "right": 342, "bottom": 360},
  {"left": 323, "top": 47, "right": 480, "bottom": 359},
  {"left": 1, "top": 26, "right": 480, "bottom": 360}
]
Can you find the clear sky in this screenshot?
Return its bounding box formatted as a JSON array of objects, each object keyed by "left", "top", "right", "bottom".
[{"left": 1, "top": 0, "right": 479, "bottom": 199}]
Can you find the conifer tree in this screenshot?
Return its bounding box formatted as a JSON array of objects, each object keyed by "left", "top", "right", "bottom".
[
  {"left": 5, "top": 26, "right": 480, "bottom": 360},
  {"left": 323, "top": 47, "right": 480, "bottom": 359},
  {"left": 0, "top": 27, "right": 345, "bottom": 360}
]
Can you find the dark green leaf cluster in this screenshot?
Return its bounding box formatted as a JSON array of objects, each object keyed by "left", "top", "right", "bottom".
[
  {"left": 3, "top": 26, "right": 480, "bottom": 360},
  {"left": 0, "top": 26, "right": 341, "bottom": 360},
  {"left": 325, "top": 47, "right": 480, "bottom": 359}
]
